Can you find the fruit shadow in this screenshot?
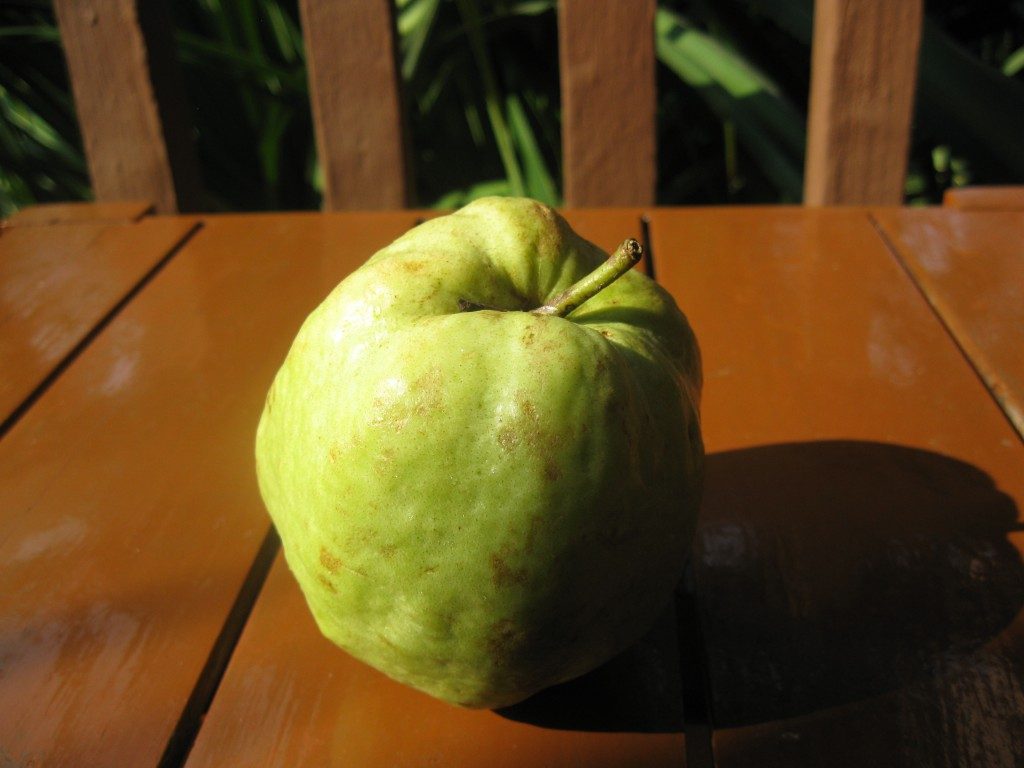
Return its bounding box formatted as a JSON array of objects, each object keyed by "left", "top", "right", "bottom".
[
  {"left": 495, "top": 599, "right": 686, "bottom": 733},
  {"left": 694, "top": 439, "right": 1024, "bottom": 728},
  {"left": 498, "top": 440, "right": 1024, "bottom": 734}
]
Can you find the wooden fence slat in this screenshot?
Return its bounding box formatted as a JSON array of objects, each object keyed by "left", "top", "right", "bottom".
[
  {"left": 559, "top": 0, "right": 657, "bottom": 207},
  {"left": 54, "top": 0, "right": 201, "bottom": 214},
  {"left": 299, "top": 0, "right": 411, "bottom": 210},
  {"left": 804, "top": 0, "right": 923, "bottom": 205}
]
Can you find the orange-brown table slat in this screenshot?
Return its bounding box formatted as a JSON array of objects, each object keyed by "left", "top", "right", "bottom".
[
  {"left": 872, "top": 208, "right": 1024, "bottom": 440},
  {"left": 4, "top": 201, "right": 155, "bottom": 226},
  {"left": 0, "top": 212, "right": 417, "bottom": 766},
  {"left": 0, "top": 217, "right": 197, "bottom": 426},
  {"left": 648, "top": 208, "right": 1024, "bottom": 766},
  {"left": 184, "top": 207, "right": 687, "bottom": 767},
  {"left": 943, "top": 186, "right": 1024, "bottom": 211}
]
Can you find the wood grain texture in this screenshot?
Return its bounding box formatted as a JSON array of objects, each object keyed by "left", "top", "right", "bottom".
[
  {"left": 804, "top": 0, "right": 923, "bottom": 205},
  {"left": 649, "top": 207, "right": 1024, "bottom": 766},
  {"left": 943, "top": 186, "right": 1024, "bottom": 211},
  {"left": 873, "top": 207, "right": 1024, "bottom": 441},
  {"left": 0, "top": 217, "right": 195, "bottom": 427},
  {"left": 54, "top": 0, "right": 201, "bottom": 214},
  {"left": 5, "top": 201, "right": 154, "bottom": 226},
  {"left": 559, "top": 0, "right": 657, "bottom": 206},
  {"left": 0, "top": 212, "right": 416, "bottom": 766},
  {"left": 299, "top": 0, "right": 411, "bottom": 210}
]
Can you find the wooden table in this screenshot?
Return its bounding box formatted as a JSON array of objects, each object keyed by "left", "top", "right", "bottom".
[{"left": 1, "top": 203, "right": 1021, "bottom": 767}]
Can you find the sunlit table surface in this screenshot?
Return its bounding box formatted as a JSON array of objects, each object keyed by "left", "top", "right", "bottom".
[{"left": 1, "top": 201, "right": 1022, "bottom": 768}]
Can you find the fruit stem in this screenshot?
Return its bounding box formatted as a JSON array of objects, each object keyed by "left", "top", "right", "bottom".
[{"left": 531, "top": 239, "right": 642, "bottom": 318}]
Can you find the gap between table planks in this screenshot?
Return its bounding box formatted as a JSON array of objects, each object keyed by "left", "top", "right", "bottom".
[
  {"left": 183, "top": 210, "right": 695, "bottom": 768},
  {"left": 870, "top": 208, "right": 1024, "bottom": 443},
  {"left": 0, "top": 212, "right": 419, "bottom": 767},
  {"left": 647, "top": 207, "right": 1024, "bottom": 767},
  {"left": 0, "top": 216, "right": 199, "bottom": 436}
]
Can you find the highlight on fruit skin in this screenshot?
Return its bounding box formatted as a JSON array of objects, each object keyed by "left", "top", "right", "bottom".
[{"left": 255, "top": 196, "right": 703, "bottom": 708}]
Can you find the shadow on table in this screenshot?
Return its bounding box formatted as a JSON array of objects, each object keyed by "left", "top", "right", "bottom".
[
  {"left": 695, "top": 440, "right": 1024, "bottom": 728},
  {"left": 495, "top": 602, "right": 685, "bottom": 732},
  {"left": 498, "top": 440, "right": 1023, "bottom": 735}
]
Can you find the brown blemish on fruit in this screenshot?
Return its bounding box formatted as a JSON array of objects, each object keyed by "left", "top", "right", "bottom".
[
  {"left": 316, "top": 574, "right": 336, "bottom": 593},
  {"left": 379, "top": 544, "right": 398, "bottom": 559},
  {"left": 487, "top": 619, "right": 524, "bottom": 662},
  {"left": 320, "top": 547, "right": 343, "bottom": 573},
  {"left": 519, "top": 399, "right": 538, "bottom": 422},
  {"left": 319, "top": 546, "right": 369, "bottom": 578},
  {"left": 421, "top": 565, "right": 438, "bottom": 575},
  {"left": 413, "top": 368, "right": 444, "bottom": 411},
  {"left": 374, "top": 448, "right": 396, "bottom": 476},
  {"left": 494, "top": 391, "right": 571, "bottom": 487},
  {"left": 497, "top": 426, "right": 519, "bottom": 452},
  {"left": 371, "top": 368, "right": 445, "bottom": 433},
  {"left": 399, "top": 260, "right": 426, "bottom": 273},
  {"left": 600, "top": 330, "right": 613, "bottom": 339},
  {"left": 522, "top": 328, "right": 536, "bottom": 347},
  {"left": 346, "top": 528, "right": 374, "bottom": 547},
  {"left": 328, "top": 445, "right": 340, "bottom": 464},
  {"left": 490, "top": 551, "right": 527, "bottom": 587}
]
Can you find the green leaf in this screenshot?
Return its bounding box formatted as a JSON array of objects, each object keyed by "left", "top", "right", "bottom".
[
  {"left": 398, "top": 0, "right": 441, "bottom": 80},
  {"left": 506, "top": 93, "right": 558, "bottom": 205},
  {"left": 655, "top": 8, "right": 805, "bottom": 200},
  {"left": 454, "top": 0, "right": 525, "bottom": 196},
  {"left": 262, "top": 0, "right": 301, "bottom": 64},
  {"left": 1004, "top": 45, "right": 1024, "bottom": 77},
  {"left": 916, "top": 18, "right": 1024, "bottom": 181}
]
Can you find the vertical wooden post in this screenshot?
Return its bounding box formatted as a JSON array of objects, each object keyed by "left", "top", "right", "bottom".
[
  {"left": 804, "top": 0, "right": 923, "bottom": 205},
  {"left": 559, "top": 0, "right": 657, "bottom": 207},
  {"left": 54, "top": 0, "right": 201, "bottom": 214},
  {"left": 299, "top": 0, "right": 411, "bottom": 210}
]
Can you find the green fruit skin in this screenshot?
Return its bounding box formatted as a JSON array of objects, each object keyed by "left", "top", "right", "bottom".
[{"left": 256, "top": 197, "right": 703, "bottom": 709}]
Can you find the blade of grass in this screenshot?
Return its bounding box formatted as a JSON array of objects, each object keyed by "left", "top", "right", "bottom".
[
  {"left": 398, "top": 0, "right": 441, "bottom": 80},
  {"left": 454, "top": 0, "right": 525, "bottom": 196},
  {"left": 506, "top": 92, "right": 558, "bottom": 205},
  {"left": 0, "top": 25, "right": 60, "bottom": 41},
  {"left": 261, "top": 0, "right": 300, "bottom": 64},
  {"left": 1004, "top": 45, "right": 1024, "bottom": 76},
  {"left": 656, "top": 8, "right": 804, "bottom": 199},
  {"left": 174, "top": 33, "right": 306, "bottom": 94}
]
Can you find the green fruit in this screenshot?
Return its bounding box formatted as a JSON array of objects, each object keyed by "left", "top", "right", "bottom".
[{"left": 256, "top": 197, "right": 703, "bottom": 708}]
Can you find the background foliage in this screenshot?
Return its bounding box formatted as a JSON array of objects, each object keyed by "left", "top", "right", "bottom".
[{"left": 1, "top": 0, "right": 1023, "bottom": 215}]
